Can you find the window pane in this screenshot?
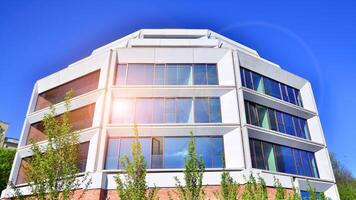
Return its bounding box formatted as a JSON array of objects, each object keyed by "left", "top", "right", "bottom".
[
  {"left": 264, "top": 78, "right": 281, "bottom": 99},
  {"left": 300, "top": 150, "right": 312, "bottom": 177},
  {"left": 119, "top": 138, "right": 151, "bottom": 169},
  {"left": 309, "top": 153, "right": 319, "bottom": 178},
  {"left": 164, "top": 137, "right": 189, "bottom": 168},
  {"left": 293, "top": 117, "right": 303, "bottom": 138},
  {"left": 252, "top": 72, "right": 264, "bottom": 93},
  {"left": 165, "top": 98, "right": 176, "bottom": 123},
  {"left": 240, "top": 68, "right": 246, "bottom": 87},
  {"left": 111, "top": 99, "right": 135, "bottom": 123},
  {"left": 300, "top": 119, "right": 310, "bottom": 140},
  {"left": 152, "top": 137, "right": 163, "bottom": 168},
  {"left": 209, "top": 98, "right": 222, "bottom": 123},
  {"left": 211, "top": 137, "right": 224, "bottom": 168},
  {"left": 250, "top": 140, "right": 257, "bottom": 168},
  {"left": 280, "top": 84, "right": 289, "bottom": 102},
  {"left": 154, "top": 64, "right": 165, "bottom": 85},
  {"left": 245, "top": 101, "right": 251, "bottom": 124},
  {"left": 78, "top": 142, "right": 89, "bottom": 172},
  {"left": 166, "top": 64, "right": 178, "bottom": 85},
  {"left": 263, "top": 142, "right": 276, "bottom": 171},
  {"left": 196, "top": 137, "right": 212, "bottom": 167},
  {"left": 294, "top": 149, "right": 305, "bottom": 176},
  {"left": 194, "top": 64, "right": 207, "bottom": 85},
  {"left": 296, "top": 90, "right": 303, "bottom": 107},
  {"left": 283, "top": 113, "right": 296, "bottom": 136},
  {"left": 105, "top": 139, "right": 120, "bottom": 169},
  {"left": 127, "top": 64, "right": 154, "bottom": 85},
  {"left": 194, "top": 98, "right": 209, "bottom": 123},
  {"left": 275, "top": 145, "right": 296, "bottom": 174},
  {"left": 268, "top": 109, "right": 278, "bottom": 131},
  {"left": 276, "top": 111, "right": 285, "bottom": 133},
  {"left": 245, "top": 69, "right": 253, "bottom": 89},
  {"left": 152, "top": 99, "right": 165, "bottom": 123},
  {"left": 177, "top": 64, "right": 192, "bottom": 85},
  {"left": 135, "top": 99, "right": 153, "bottom": 123},
  {"left": 176, "top": 98, "right": 193, "bottom": 123},
  {"left": 116, "top": 64, "right": 127, "bottom": 85},
  {"left": 287, "top": 86, "right": 297, "bottom": 104},
  {"left": 254, "top": 140, "right": 266, "bottom": 169},
  {"left": 257, "top": 105, "right": 269, "bottom": 129},
  {"left": 248, "top": 103, "right": 259, "bottom": 126},
  {"left": 207, "top": 64, "right": 218, "bottom": 85}
]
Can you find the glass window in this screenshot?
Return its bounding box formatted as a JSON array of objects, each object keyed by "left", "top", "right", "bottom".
[
  {"left": 176, "top": 98, "right": 193, "bottom": 123},
  {"left": 211, "top": 137, "right": 224, "bottom": 168},
  {"left": 257, "top": 105, "right": 269, "bottom": 129},
  {"left": 309, "top": 152, "right": 319, "bottom": 178},
  {"left": 135, "top": 99, "right": 153, "bottom": 123},
  {"left": 263, "top": 78, "right": 281, "bottom": 99},
  {"left": 296, "top": 90, "right": 303, "bottom": 107},
  {"left": 276, "top": 111, "right": 286, "bottom": 133},
  {"left": 250, "top": 140, "right": 257, "bottom": 168},
  {"left": 209, "top": 98, "right": 222, "bottom": 123},
  {"left": 263, "top": 142, "right": 277, "bottom": 171},
  {"left": 287, "top": 86, "right": 297, "bottom": 104},
  {"left": 294, "top": 149, "right": 305, "bottom": 176},
  {"left": 252, "top": 73, "right": 264, "bottom": 93},
  {"left": 207, "top": 64, "right": 218, "bottom": 85},
  {"left": 280, "top": 84, "right": 289, "bottom": 102},
  {"left": 154, "top": 64, "right": 165, "bottom": 85},
  {"left": 196, "top": 137, "right": 212, "bottom": 167},
  {"left": 165, "top": 98, "right": 176, "bottom": 123},
  {"left": 244, "top": 69, "right": 253, "bottom": 89},
  {"left": 268, "top": 109, "right": 278, "bottom": 131},
  {"left": 194, "top": 64, "right": 207, "bottom": 85},
  {"left": 283, "top": 113, "right": 296, "bottom": 136},
  {"left": 116, "top": 64, "right": 127, "bottom": 85},
  {"left": 300, "top": 119, "right": 310, "bottom": 140},
  {"left": 194, "top": 98, "right": 209, "bottom": 123},
  {"left": 254, "top": 140, "right": 266, "bottom": 169},
  {"left": 126, "top": 64, "right": 154, "bottom": 85},
  {"left": 166, "top": 64, "right": 192, "bottom": 85},
  {"left": 152, "top": 99, "right": 165, "bottom": 123},
  {"left": 119, "top": 138, "right": 151, "bottom": 169},
  {"left": 105, "top": 139, "right": 120, "bottom": 169},
  {"left": 293, "top": 117, "right": 303, "bottom": 138},
  {"left": 111, "top": 99, "right": 135, "bottom": 123},
  {"left": 275, "top": 145, "right": 296, "bottom": 174},
  {"left": 248, "top": 102, "right": 259, "bottom": 126},
  {"left": 78, "top": 142, "right": 89, "bottom": 172},
  {"left": 151, "top": 137, "right": 163, "bottom": 168},
  {"left": 240, "top": 68, "right": 246, "bottom": 87},
  {"left": 164, "top": 137, "right": 189, "bottom": 168},
  {"left": 300, "top": 150, "right": 312, "bottom": 177}
]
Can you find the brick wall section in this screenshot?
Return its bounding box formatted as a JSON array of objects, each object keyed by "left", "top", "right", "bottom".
[{"left": 2, "top": 186, "right": 293, "bottom": 200}]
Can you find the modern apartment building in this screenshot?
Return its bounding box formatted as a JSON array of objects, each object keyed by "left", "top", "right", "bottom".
[{"left": 1, "top": 29, "right": 339, "bottom": 199}]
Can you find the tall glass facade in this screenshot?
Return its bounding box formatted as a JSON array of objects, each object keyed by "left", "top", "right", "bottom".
[
  {"left": 245, "top": 101, "right": 310, "bottom": 140},
  {"left": 240, "top": 67, "right": 303, "bottom": 107},
  {"left": 250, "top": 139, "right": 319, "bottom": 178},
  {"left": 111, "top": 97, "right": 221, "bottom": 124},
  {"left": 115, "top": 63, "right": 218, "bottom": 86},
  {"left": 105, "top": 136, "right": 224, "bottom": 169}
]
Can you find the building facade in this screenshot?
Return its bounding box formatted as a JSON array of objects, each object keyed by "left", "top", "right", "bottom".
[{"left": 1, "top": 29, "right": 339, "bottom": 199}]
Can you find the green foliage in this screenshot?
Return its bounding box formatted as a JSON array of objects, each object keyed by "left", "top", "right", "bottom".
[
  {"left": 286, "top": 182, "right": 301, "bottom": 200},
  {"left": 114, "top": 125, "right": 158, "bottom": 200},
  {"left": 274, "top": 177, "right": 285, "bottom": 200},
  {"left": 172, "top": 133, "right": 205, "bottom": 200},
  {"left": 306, "top": 183, "right": 330, "bottom": 200},
  {"left": 14, "top": 90, "right": 91, "bottom": 200},
  {"left": 330, "top": 153, "right": 356, "bottom": 200},
  {"left": 241, "top": 174, "right": 267, "bottom": 200},
  {"left": 0, "top": 148, "right": 16, "bottom": 191},
  {"left": 214, "top": 169, "right": 239, "bottom": 200}
]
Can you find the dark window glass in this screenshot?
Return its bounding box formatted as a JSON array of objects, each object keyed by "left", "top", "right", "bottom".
[
  {"left": 196, "top": 137, "right": 213, "bottom": 167},
  {"left": 245, "top": 101, "right": 251, "bottom": 124},
  {"left": 263, "top": 142, "right": 277, "bottom": 171},
  {"left": 211, "top": 137, "right": 224, "bottom": 167},
  {"left": 164, "top": 137, "right": 189, "bottom": 168},
  {"left": 240, "top": 68, "right": 246, "bottom": 87},
  {"left": 244, "top": 69, "right": 253, "bottom": 89},
  {"left": 209, "top": 98, "right": 222, "bottom": 123},
  {"left": 300, "top": 119, "right": 310, "bottom": 140},
  {"left": 276, "top": 111, "right": 285, "bottom": 133},
  {"left": 154, "top": 64, "right": 165, "bottom": 85},
  {"left": 280, "top": 84, "right": 289, "bottom": 102},
  {"left": 263, "top": 78, "right": 281, "bottom": 99},
  {"left": 252, "top": 73, "right": 264, "bottom": 92},
  {"left": 275, "top": 145, "right": 296, "bottom": 174},
  {"left": 294, "top": 149, "right": 305, "bottom": 176},
  {"left": 287, "top": 86, "right": 297, "bottom": 104},
  {"left": 283, "top": 113, "right": 296, "bottom": 136},
  {"left": 293, "top": 117, "right": 303, "bottom": 138},
  {"left": 194, "top": 98, "right": 209, "bottom": 123},
  {"left": 250, "top": 140, "right": 257, "bottom": 168},
  {"left": 296, "top": 90, "right": 303, "bottom": 107},
  {"left": 126, "top": 64, "right": 154, "bottom": 85},
  {"left": 116, "top": 64, "right": 127, "bottom": 85},
  {"left": 151, "top": 137, "right": 163, "bottom": 168},
  {"left": 300, "top": 150, "right": 312, "bottom": 177},
  {"left": 248, "top": 103, "right": 259, "bottom": 126},
  {"left": 309, "top": 152, "right": 319, "bottom": 178},
  {"left": 257, "top": 105, "right": 269, "bottom": 129},
  {"left": 268, "top": 109, "right": 278, "bottom": 131},
  {"left": 207, "top": 64, "right": 218, "bottom": 85},
  {"left": 194, "top": 64, "right": 207, "bottom": 85},
  {"left": 254, "top": 140, "right": 266, "bottom": 169},
  {"left": 35, "top": 70, "right": 100, "bottom": 111}
]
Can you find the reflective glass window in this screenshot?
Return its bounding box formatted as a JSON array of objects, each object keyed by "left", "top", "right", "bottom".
[
  {"left": 240, "top": 68, "right": 246, "bottom": 87},
  {"left": 154, "top": 64, "right": 165, "bottom": 85},
  {"left": 119, "top": 138, "right": 151, "bottom": 169},
  {"left": 105, "top": 139, "right": 120, "bottom": 169},
  {"left": 300, "top": 150, "right": 312, "bottom": 177},
  {"left": 165, "top": 98, "right": 176, "bottom": 123},
  {"left": 211, "top": 137, "right": 224, "bottom": 167},
  {"left": 287, "top": 86, "right": 297, "bottom": 104},
  {"left": 209, "top": 98, "right": 222, "bottom": 123},
  {"left": 207, "top": 64, "right": 218, "bottom": 85},
  {"left": 268, "top": 109, "right": 278, "bottom": 131},
  {"left": 116, "top": 64, "right": 127, "bottom": 85},
  {"left": 252, "top": 73, "right": 264, "bottom": 92},
  {"left": 152, "top": 99, "right": 165, "bottom": 123},
  {"left": 194, "top": 98, "right": 209, "bottom": 123},
  {"left": 264, "top": 78, "right": 281, "bottom": 99},
  {"left": 176, "top": 98, "right": 193, "bottom": 123},
  {"left": 275, "top": 145, "right": 296, "bottom": 174},
  {"left": 244, "top": 69, "right": 253, "bottom": 89},
  {"left": 257, "top": 105, "right": 269, "bottom": 129},
  {"left": 263, "top": 142, "right": 277, "bottom": 171},
  {"left": 135, "top": 99, "right": 153, "bottom": 123},
  {"left": 152, "top": 137, "right": 163, "bottom": 168},
  {"left": 126, "top": 64, "right": 154, "bottom": 85},
  {"left": 164, "top": 137, "right": 189, "bottom": 168},
  {"left": 194, "top": 64, "right": 207, "bottom": 85},
  {"left": 283, "top": 113, "right": 296, "bottom": 136},
  {"left": 111, "top": 99, "right": 135, "bottom": 123}
]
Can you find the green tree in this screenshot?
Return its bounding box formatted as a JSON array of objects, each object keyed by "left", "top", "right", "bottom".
[
  {"left": 172, "top": 133, "right": 205, "bottom": 200},
  {"left": 114, "top": 125, "right": 158, "bottom": 200},
  {"left": 241, "top": 174, "right": 267, "bottom": 200},
  {"left": 0, "top": 148, "right": 16, "bottom": 191},
  {"left": 14, "top": 90, "right": 91, "bottom": 200},
  {"left": 274, "top": 177, "right": 285, "bottom": 200},
  {"left": 330, "top": 153, "right": 356, "bottom": 200},
  {"left": 286, "top": 182, "right": 301, "bottom": 200},
  {"left": 214, "top": 170, "right": 239, "bottom": 200}
]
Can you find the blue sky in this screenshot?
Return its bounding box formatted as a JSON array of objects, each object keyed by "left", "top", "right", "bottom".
[{"left": 0, "top": 0, "right": 355, "bottom": 174}]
